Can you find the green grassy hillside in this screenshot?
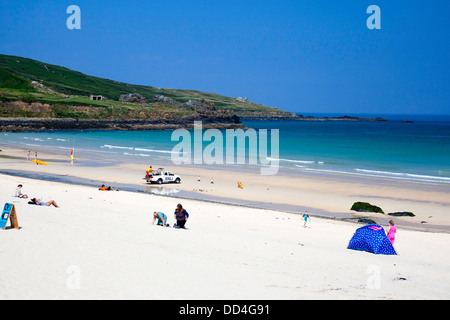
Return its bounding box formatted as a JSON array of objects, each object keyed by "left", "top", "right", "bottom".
[
  {"left": 0, "top": 54, "right": 291, "bottom": 117},
  {"left": 0, "top": 70, "right": 32, "bottom": 91}
]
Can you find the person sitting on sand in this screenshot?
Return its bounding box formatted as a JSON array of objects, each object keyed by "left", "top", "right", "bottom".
[
  {"left": 15, "top": 185, "right": 28, "bottom": 199},
  {"left": 153, "top": 211, "right": 169, "bottom": 227},
  {"left": 30, "top": 198, "right": 59, "bottom": 208},
  {"left": 174, "top": 203, "right": 189, "bottom": 229}
]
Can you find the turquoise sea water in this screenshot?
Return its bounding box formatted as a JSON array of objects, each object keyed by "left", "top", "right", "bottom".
[
  {"left": 248, "top": 114, "right": 450, "bottom": 184},
  {"left": 1, "top": 114, "right": 449, "bottom": 185}
]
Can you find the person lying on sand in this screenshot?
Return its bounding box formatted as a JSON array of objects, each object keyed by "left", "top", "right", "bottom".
[
  {"left": 29, "top": 198, "right": 59, "bottom": 208},
  {"left": 153, "top": 211, "right": 170, "bottom": 227}
]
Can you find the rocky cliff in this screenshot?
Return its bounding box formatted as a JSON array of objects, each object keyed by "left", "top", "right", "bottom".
[{"left": 0, "top": 101, "right": 242, "bottom": 131}]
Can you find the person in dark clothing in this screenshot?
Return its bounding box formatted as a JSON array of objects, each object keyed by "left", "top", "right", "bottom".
[{"left": 174, "top": 203, "right": 189, "bottom": 229}]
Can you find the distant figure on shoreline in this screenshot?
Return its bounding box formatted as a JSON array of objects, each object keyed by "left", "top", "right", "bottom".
[
  {"left": 27, "top": 151, "right": 31, "bottom": 161},
  {"left": 146, "top": 166, "right": 153, "bottom": 180},
  {"left": 302, "top": 211, "right": 310, "bottom": 228},
  {"left": 387, "top": 220, "right": 396, "bottom": 245},
  {"left": 99, "top": 184, "right": 117, "bottom": 191}
]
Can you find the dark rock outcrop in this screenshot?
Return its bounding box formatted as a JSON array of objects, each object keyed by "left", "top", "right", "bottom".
[
  {"left": 388, "top": 212, "right": 415, "bottom": 217},
  {"left": 119, "top": 93, "right": 146, "bottom": 104},
  {"left": 154, "top": 95, "right": 175, "bottom": 104},
  {"left": 239, "top": 114, "right": 389, "bottom": 121},
  {"left": 351, "top": 202, "right": 385, "bottom": 214},
  {"left": 358, "top": 218, "right": 377, "bottom": 225},
  {"left": 0, "top": 114, "right": 242, "bottom": 132}
]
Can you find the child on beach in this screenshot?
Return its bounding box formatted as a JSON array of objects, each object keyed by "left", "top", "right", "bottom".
[
  {"left": 302, "top": 211, "right": 310, "bottom": 228},
  {"left": 153, "top": 211, "right": 169, "bottom": 227},
  {"left": 387, "top": 220, "right": 396, "bottom": 245},
  {"left": 174, "top": 203, "right": 189, "bottom": 229}
]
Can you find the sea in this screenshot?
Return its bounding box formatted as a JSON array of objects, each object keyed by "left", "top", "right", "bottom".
[{"left": 1, "top": 113, "right": 449, "bottom": 185}]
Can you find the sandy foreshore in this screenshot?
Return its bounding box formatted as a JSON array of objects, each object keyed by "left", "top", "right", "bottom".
[
  {"left": 1, "top": 146, "right": 449, "bottom": 232},
  {"left": 1, "top": 146, "right": 450, "bottom": 299}
]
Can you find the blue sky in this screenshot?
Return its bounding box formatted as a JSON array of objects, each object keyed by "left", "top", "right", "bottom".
[{"left": 1, "top": 0, "right": 449, "bottom": 114}]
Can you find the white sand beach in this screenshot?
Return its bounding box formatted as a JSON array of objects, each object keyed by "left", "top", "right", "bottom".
[{"left": 0, "top": 171, "right": 449, "bottom": 300}]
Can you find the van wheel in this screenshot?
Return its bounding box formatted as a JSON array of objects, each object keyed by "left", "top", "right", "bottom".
[
  {"left": 157, "top": 179, "right": 163, "bottom": 184},
  {"left": 175, "top": 178, "right": 181, "bottom": 184}
]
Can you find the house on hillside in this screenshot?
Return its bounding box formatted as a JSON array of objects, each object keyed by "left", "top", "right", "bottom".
[{"left": 90, "top": 95, "right": 104, "bottom": 101}]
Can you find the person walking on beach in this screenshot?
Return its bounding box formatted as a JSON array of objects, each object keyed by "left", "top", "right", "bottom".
[
  {"left": 27, "top": 151, "right": 31, "bottom": 161},
  {"left": 387, "top": 220, "right": 396, "bottom": 245},
  {"left": 35, "top": 151, "right": 38, "bottom": 164},
  {"left": 153, "top": 211, "right": 169, "bottom": 227},
  {"left": 302, "top": 211, "right": 310, "bottom": 228},
  {"left": 174, "top": 203, "right": 189, "bottom": 229}
]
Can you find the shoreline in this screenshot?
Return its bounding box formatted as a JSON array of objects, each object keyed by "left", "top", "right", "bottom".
[
  {"left": 1, "top": 168, "right": 449, "bottom": 234},
  {"left": 0, "top": 113, "right": 390, "bottom": 133},
  {"left": 1, "top": 145, "right": 449, "bottom": 234},
  {"left": 239, "top": 115, "right": 389, "bottom": 121}
]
